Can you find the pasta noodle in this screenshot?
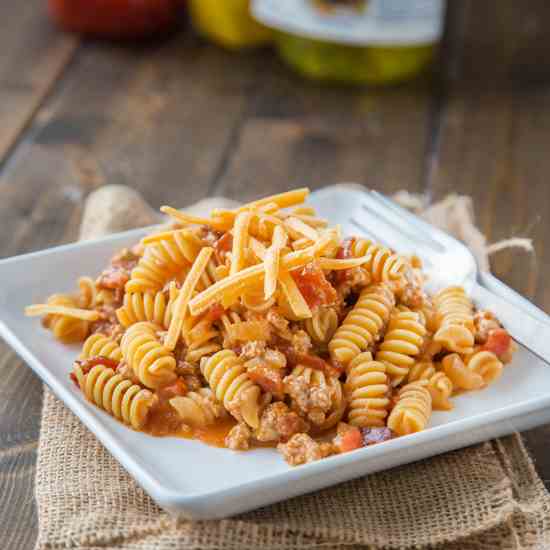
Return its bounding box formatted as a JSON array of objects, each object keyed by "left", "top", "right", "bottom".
[
  {"left": 351, "top": 238, "right": 411, "bottom": 285},
  {"left": 200, "top": 350, "right": 262, "bottom": 429},
  {"left": 80, "top": 333, "right": 122, "bottom": 361},
  {"left": 329, "top": 284, "right": 395, "bottom": 366},
  {"left": 465, "top": 350, "right": 503, "bottom": 387},
  {"left": 169, "top": 388, "right": 226, "bottom": 428},
  {"left": 375, "top": 310, "right": 426, "bottom": 387},
  {"left": 387, "top": 381, "right": 432, "bottom": 436},
  {"left": 120, "top": 322, "right": 177, "bottom": 389},
  {"left": 441, "top": 353, "right": 484, "bottom": 391},
  {"left": 26, "top": 187, "right": 518, "bottom": 466},
  {"left": 26, "top": 294, "right": 96, "bottom": 344},
  {"left": 74, "top": 362, "right": 155, "bottom": 430},
  {"left": 407, "top": 361, "right": 453, "bottom": 410},
  {"left": 304, "top": 307, "right": 339, "bottom": 344},
  {"left": 433, "top": 286, "right": 475, "bottom": 354},
  {"left": 116, "top": 284, "right": 177, "bottom": 329},
  {"left": 345, "top": 352, "right": 390, "bottom": 427}
]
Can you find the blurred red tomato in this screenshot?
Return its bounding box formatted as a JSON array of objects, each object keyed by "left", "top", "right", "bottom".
[{"left": 48, "top": 0, "right": 181, "bottom": 39}]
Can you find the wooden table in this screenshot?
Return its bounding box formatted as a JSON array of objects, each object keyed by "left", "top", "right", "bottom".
[{"left": 1, "top": 2, "right": 550, "bottom": 547}]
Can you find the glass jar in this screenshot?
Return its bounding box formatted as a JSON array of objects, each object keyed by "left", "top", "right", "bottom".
[
  {"left": 189, "top": 0, "right": 273, "bottom": 49},
  {"left": 253, "top": 0, "right": 445, "bottom": 85}
]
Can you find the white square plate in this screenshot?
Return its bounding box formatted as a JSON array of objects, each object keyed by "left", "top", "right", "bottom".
[{"left": 1, "top": 186, "right": 550, "bottom": 519}]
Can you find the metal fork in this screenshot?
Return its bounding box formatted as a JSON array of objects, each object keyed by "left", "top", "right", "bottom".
[{"left": 350, "top": 189, "right": 550, "bottom": 363}]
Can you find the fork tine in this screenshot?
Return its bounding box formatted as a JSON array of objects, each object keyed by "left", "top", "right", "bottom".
[
  {"left": 350, "top": 216, "right": 434, "bottom": 268},
  {"left": 359, "top": 201, "right": 440, "bottom": 258},
  {"left": 369, "top": 191, "right": 456, "bottom": 249},
  {"left": 349, "top": 219, "right": 392, "bottom": 248}
]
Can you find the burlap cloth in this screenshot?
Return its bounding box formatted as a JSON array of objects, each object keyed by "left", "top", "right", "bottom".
[{"left": 35, "top": 185, "right": 550, "bottom": 550}]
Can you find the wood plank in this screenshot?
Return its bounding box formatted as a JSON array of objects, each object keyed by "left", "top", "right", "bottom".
[
  {"left": 0, "top": 34, "right": 265, "bottom": 550},
  {"left": 430, "top": 0, "right": 550, "bottom": 490},
  {"left": 216, "top": 59, "right": 434, "bottom": 199},
  {"left": 0, "top": 1, "right": 78, "bottom": 163}
]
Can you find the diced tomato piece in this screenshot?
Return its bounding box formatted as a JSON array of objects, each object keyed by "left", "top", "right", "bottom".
[
  {"left": 336, "top": 237, "right": 356, "bottom": 260},
  {"left": 70, "top": 371, "right": 79, "bottom": 388},
  {"left": 482, "top": 329, "right": 512, "bottom": 357},
  {"left": 338, "top": 427, "right": 364, "bottom": 453},
  {"left": 248, "top": 366, "right": 284, "bottom": 397},
  {"left": 76, "top": 356, "right": 120, "bottom": 374},
  {"left": 291, "top": 261, "right": 337, "bottom": 309},
  {"left": 160, "top": 378, "right": 187, "bottom": 399},
  {"left": 204, "top": 303, "right": 226, "bottom": 322}
]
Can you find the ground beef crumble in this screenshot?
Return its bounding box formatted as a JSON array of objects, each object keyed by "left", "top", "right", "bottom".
[
  {"left": 255, "top": 402, "right": 309, "bottom": 443},
  {"left": 225, "top": 423, "right": 252, "bottom": 451},
  {"left": 96, "top": 248, "right": 140, "bottom": 292},
  {"left": 284, "top": 371, "right": 333, "bottom": 426},
  {"left": 474, "top": 310, "right": 501, "bottom": 344},
  {"left": 277, "top": 433, "right": 334, "bottom": 466}
]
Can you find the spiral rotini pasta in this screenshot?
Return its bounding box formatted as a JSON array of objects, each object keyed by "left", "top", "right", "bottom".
[
  {"left": 116, "top": 283, "right": 177, "bottom": 329},
  {"left": 345, "top": 352, "right": 390, "bottom": 427},
  {"left": 375, "top": 310, "right": 426, "bottom": 386},
  {"left": 465, "top": 350, "right": 503, "bottom": 387},
  {"left": 42, "top": 294, "right": 92, "bottom": 344},
  {"left": 351, "top": 238, "right": 410, "bottom": 284},
  {"left": 120, "top": 322, "right": 177, "bottom": 389},
  {"left": 77, "top": 277, "right": 97, "bottom": 309},
  {"left": 183, "top": 317, "right": 221, "bottom": 364},
  {"left": 125, "top": 230, "right": 200, "bottom": 293},
  {"left": 329, "top": 284, "right": 395, "bottom": 366},
  {"left": 304, "top": 307, "right": 339, "bottom": 344},
  {"left": 407, "top": 361, "right": 453, "bottom": 410},
  {"left": 200, "top": 350, "right": 262, "bottom": 429},
  {"left": 125, "top": 250, "right": 177, "bottom": 294},
  {"left": 169, "top": 388, "right": 226, "bottom": 428},
  {"left": 433, "top": 286, "right": 475, "bottom": 354},
  {"left": 388, "top": 381, "right": 432, "bottom": 436},
  {"left": 80, "top": 333, "right": 122, "bottom": 362},
  {"left": 441, "top": 353, "right": 484, "bottom": 391},
  {"left": 74, "top": 362, "right": 155, "bottom": 429}
]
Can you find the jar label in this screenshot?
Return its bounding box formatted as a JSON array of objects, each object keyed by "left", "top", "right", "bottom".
[{"left": 252, "top": 0, "right": 445, "bottom": 45}]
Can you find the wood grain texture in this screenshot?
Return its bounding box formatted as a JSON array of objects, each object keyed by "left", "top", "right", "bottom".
[
  {"left": 0, "top": 33, "right": 268, "bottom": 550},
  {"left": 1, "top": 2, "right": 550, "bottom": 549},
  {"left": 216, "top": 58, "right": 433, "bottom": 199},
  {"left": 429, "top": 0, "right": 550, "bottom": 486},
  {"left": 0, "top": 1, "right": 78, "bottom": 163}
]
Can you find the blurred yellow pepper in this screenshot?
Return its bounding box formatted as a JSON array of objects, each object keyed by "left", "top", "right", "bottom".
[{"left": 189, "top": 0, "right": 273, "bottom": 49}]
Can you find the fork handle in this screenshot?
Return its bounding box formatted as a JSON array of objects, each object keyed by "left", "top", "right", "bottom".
[
  {"left": 471, "top": 282, "right": 550, "bottom": 363},
  {"left": 479, "top": 272, "right": 549, "bottom": 324}
]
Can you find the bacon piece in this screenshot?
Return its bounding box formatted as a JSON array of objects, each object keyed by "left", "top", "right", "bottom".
[{"left": 291, "top": 262, "right": 337, "bottom": 310}]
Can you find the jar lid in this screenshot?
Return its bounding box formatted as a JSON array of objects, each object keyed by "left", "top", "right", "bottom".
[{"left": 252, "top": 0, "right": 445, "bottom": 46}]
